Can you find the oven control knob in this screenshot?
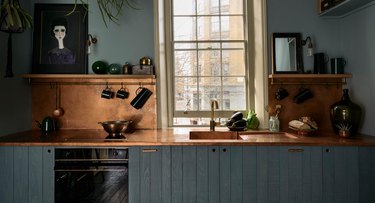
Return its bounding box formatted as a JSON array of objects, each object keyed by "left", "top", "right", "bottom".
[{"left": 113, "top": 150, "right": 119, "bottom": 156}]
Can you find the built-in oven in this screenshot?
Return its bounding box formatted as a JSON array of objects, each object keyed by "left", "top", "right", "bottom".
[{"left": 54, "top": 147, "right": 128, "bottom": 203}]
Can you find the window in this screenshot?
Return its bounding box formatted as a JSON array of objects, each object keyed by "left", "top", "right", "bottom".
[{"left": 170, "top": 0, "right": 248, "bottom": 126}]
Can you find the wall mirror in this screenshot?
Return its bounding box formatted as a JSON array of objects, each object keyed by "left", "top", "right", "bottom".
[{"left": 271, "top": 32, "right": 303, "bottom": 74}]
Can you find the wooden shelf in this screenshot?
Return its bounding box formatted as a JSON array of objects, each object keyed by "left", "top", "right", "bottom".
[
  {"left": 269, "top": 73, "right": 352, "bottom": 79},
  {"left": 269, "top": 74, "right": 352, "bottom": 85},
  {"left": 319, "top": 0, "right": 375, "bottom": 17},
  {"left": 20, "top": 74, "right": 155, "bottom": 79},
  {"left": 20, "top": 74, "right": 156, "bottom": 85}
]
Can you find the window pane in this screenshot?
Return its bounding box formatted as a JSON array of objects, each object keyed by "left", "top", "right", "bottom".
[
  {"left": 221, "top": 16, "right": 244, "bottom": 40},
  {"left": 197, "top": 0, "right": 219, "bottom": 15},
  {"left": 222, "top": 49, "right": 245, "bottom": 76},
  {"left": 221, "top": 0, "right": 243, "bottom": 15},
  {"left": 174, "top": 17, "right": 196, "bottom": 41},
  {"left": 223, "top": 77, "right": 246, "bottom": 110},
  {"left": 197, "top": 16, "right": 220, "bottom": 41},
  {"left": 175, "top": 43, "right": 197, "bottom": 50},
  {"left": 198, "top": 50, "right": 221, "bottom": 76},
  {"left": 199, "top": 77, "right": 221, "bottom": 110},
  {"left": 175, "top": 77, "right": 198, "bottom": 111},
  {"left": 175, "top": 50, "right": 197, "bottom": 76},
  {"left": 173, "top": 0, "right": 196, "bottom": 15}
]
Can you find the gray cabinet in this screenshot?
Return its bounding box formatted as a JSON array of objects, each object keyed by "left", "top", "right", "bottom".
[
  {"left": 129, "top": 146, "right": 170, "bottom": 203},
  {"left": 0, "top": 146, "right": 54, "bottom": 203}
]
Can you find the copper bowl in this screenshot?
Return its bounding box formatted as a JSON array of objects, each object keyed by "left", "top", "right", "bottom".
[{"left": 98, "top": 120, "right": 131, "bottom": 138}]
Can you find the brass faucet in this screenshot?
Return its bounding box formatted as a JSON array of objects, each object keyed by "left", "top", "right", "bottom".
[{"left": 210, "top": 99, "right": 219, "bottom": 131}]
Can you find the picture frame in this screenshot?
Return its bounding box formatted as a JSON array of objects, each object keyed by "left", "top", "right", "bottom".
[{"left": 32, "top": 4, "right": 88, "bottom": 74}]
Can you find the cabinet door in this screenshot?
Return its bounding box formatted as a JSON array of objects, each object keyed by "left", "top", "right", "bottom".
[
  {"left": 0, "top": 146, "right": 14, "bottom": 203},
  {"left": 358, "top": 147, "right": 375, "bottom": 203},
  {"left": 170, "top": 146, "right": 243, "bottom": 203},
  {"left": 0, "top": 146, "right": 54, "bottom": 203},
  {"left": 280, "top": 146, "right": 323, "bottom": 203},
  {"left": 323, "top": 146, "right": 359, "bottom": 203},
  {"left": 129, "top": 146, "right": 170, "bottom": 203}
]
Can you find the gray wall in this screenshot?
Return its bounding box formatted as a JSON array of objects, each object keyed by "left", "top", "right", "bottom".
[
  {"left": 338, "top": 5, "right": 375, "bottom": 135},
  {"left": 267, "top": 0, "right": 375, "bottom": 135},
  {"left": 0, "top": 1, "right": 33, "bottom": 136}
]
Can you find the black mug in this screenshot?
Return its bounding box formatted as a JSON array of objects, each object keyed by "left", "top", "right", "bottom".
[
  {"left": 293, "top": 88, "right": 313, "bottom": 104},
  {"left": 314, "top": 53, "right": 328, "bottom": 74},
  {"left": 276, "top": 88, "right": 289, "bottom": 100},
  {"left": 116, "top": 88, "right": 129, "bottom": 99},
  {"left": 130, "top": 87, "right": 153, "bottom": 109},
  {"left": 101, "top": 88, "right": 114, "bottom": 99},
  {"left": 330, "top": 58, "right": 346, "bottom": 74}
]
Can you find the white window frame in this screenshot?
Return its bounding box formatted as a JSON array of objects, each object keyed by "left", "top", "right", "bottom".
[{"left": 154, "top": 0, "right": 268, "bottom": 128}]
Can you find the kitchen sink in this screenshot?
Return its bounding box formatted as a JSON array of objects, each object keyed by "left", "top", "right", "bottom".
[
  {"left": 189, "top": 131, "right": 244, "bottom": 140},
  {"left": 238, "top": 131, "right": 299, "bottom": 139}
]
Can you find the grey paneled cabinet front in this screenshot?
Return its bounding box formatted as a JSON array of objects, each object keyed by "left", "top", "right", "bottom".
[
  {"left": 0, "top": 146, "right": 54, "bottom": 203},
  {"left": 128, "top": 146, "right": 375, "bottom": 203}
]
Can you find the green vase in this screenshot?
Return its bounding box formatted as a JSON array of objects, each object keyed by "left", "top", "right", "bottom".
[
  {"left": 92, "top": 61, "right": 108, "bottom": 74},
  {"left": 330, "top": 89, "right": 362, "bottom": 137}
]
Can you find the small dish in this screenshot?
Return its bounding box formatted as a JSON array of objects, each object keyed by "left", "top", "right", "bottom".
[{"left": 289, "top": 126, "right": 316, "bottom": 136}]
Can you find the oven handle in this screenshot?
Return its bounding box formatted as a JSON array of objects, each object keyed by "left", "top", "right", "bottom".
[{"left": 54, "top": 169, "right": 127, "bottom": 172}]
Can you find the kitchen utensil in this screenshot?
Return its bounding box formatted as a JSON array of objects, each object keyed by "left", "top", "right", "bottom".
[
  {"left": 53, "top": 84, "right": 64, "bottom": 117},
  {"left": 116, "top": 83, "right": 129, "bottom": 99},
  {"left": 101, "top": 83, "right": 114, "bottom": 99},
  {"left": 36, "top": 116, "right": 56, "bottom": 135},
  {"left": 98, "top": 120, "right": 132, "bottom": 138},
  {"left": 130, "top": 85, "right": 153, "bottom": 109},
  {"left": 276, "top": 87, "right": 289, "bottom": 100}
]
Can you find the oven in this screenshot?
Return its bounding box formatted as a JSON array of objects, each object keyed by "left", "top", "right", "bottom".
[{"left": 54, "top": 147, "right": 128, "bottom": 203}]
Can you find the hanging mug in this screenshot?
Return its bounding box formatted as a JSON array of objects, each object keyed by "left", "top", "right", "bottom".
[{"left": 130, "top": 85, "right": 153, "bottom": 109}]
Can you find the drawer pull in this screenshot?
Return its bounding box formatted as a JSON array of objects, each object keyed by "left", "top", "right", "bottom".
[
  {"left": 288, "top": 149, "right": 304, "bottom": 153},
  {"left": 142, "top": 149, "right": 158, "bottom": 153}
]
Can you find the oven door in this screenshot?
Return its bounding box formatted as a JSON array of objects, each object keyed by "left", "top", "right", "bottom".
[{"left": 54, "top": 148, "right": 128, "bottom": 203}]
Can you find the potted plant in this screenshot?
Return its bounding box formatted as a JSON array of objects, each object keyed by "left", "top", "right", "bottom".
[{"left": 71, "top": 0, "right": 139, "bottom": 26}]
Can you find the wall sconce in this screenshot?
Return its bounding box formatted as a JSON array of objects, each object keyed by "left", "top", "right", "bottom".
[
  {"left": 302, "top": 36, "right": 313, "bottom": 56},
  {"left": 87, "top": 34, "right": 98, "bottom": 54}
]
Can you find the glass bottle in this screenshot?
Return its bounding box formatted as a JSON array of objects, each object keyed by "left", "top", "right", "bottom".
[
  {"left": 269, "top": 116, "right": 280, "bottom": 132},
  {"left": 330, "top": 89, "right": 362, "bottom": 137}
]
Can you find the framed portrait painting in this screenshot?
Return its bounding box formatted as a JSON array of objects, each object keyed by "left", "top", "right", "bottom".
[{"left": 32, "top": 4, "right": 88, "bottom": 74}]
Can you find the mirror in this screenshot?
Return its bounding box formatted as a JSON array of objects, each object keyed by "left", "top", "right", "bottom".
[{"left": 271, "top": 33, "right": 303, "bottom": 74}]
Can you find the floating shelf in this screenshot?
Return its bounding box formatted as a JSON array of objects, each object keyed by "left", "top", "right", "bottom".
[
  {"left": 318, "top": 0, "right": 375, "bottom": 17},
  {"left": 269, "top": 74, "right": 352, "bottom": 85},
  {"left": 20, "top": 74, "right": 156, "bottom": 85}
]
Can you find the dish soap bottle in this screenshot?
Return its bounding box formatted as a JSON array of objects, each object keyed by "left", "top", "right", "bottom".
[{"left": 269, "top": 116, "right": 280, "bottom": 132}]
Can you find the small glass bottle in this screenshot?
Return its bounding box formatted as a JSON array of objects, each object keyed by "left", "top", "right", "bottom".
[{"left": 269, "top": 116, "right": 280, "bottom": 132}]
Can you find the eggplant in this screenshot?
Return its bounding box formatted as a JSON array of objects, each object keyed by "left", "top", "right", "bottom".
[{"left": 229, "top": 111, "right": 243, "bottom": 121}]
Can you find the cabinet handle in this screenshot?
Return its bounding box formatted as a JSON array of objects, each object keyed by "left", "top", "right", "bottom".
[
  {"left": 212, "top": 148, "right": 216, "bottom": 152},
  {"left": 47, "top": 149, "right": 51, "bottom": 153},
  {"left": 222, "top": 148, "right": 227, "bottom": 152},
  {"left": 142, "top": 149, "right": 158, "bottom": 153},
  {"left": 288, "top": 148, "right": 304, "bottom": 153}
]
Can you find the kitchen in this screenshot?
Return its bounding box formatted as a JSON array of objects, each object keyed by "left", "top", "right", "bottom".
[{"left": 1, "top": 0, "right": 375, "bottom": 202}]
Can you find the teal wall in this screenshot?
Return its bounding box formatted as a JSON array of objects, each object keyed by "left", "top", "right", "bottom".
[{"left": 0, "top": 0, "right": 154, "bottom": 136}]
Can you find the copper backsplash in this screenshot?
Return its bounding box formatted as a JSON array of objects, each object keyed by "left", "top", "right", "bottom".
[
  {"left": 268, "top": 78, "right": 343, "bottom": 133},
  {"left": 32, "top": 78, "right": 157, "bottom": 130}
]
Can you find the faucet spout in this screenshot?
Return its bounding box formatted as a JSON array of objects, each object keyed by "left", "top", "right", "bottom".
[{"left": 210, "top": 99, "right": 219, "bottom": 131}]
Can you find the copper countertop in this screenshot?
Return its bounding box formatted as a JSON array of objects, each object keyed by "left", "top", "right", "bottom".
[{"left": 0, "top": 128, "right": 375, "bottom": 147}]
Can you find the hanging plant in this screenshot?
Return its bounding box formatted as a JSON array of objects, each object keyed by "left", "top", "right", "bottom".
[
  {"left": 0, "top": 0, "right": 32, "bottom": 77},
  {"left": 71, "top": 0, "right": 139, "bottom": 27}
]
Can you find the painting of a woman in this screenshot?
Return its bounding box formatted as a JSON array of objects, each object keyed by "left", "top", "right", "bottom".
[{"left": 48, "top": 17, "right": 75, "bottom": 64}]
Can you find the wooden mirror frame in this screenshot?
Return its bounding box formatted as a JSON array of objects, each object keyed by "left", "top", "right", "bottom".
[{"left": 271, "top": 32, "right": 303, "bottom": 74}]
